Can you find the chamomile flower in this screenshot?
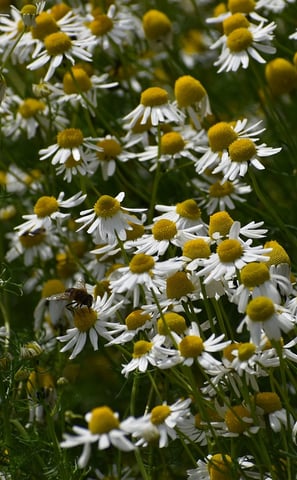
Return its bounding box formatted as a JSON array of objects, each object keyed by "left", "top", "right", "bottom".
[
  {"left": 123, "top": 86, "right": 185, "bottom": 129},
  {"left": 39, "top": 128, "right": 102, "bottom": 165},
  {"left": 237, "top": 296, "right": 296, "bottom": 345},
  {"left": 15, "top": 191, "right": 86, "bottom": 236},
  {"left": 5, "top": 227, "right": 59, "bottom": 266},
  {"left": 187, "top": 454, "right": 261, "bottom": 480},
  {"left": 75, "top": 192, "right": 146, "bottom": 244},
  {"left": 174, "top": 75, "right": 212, "bottom": 129},
  {"left": 60, "top": 406, "right": 135, "bottom": 469},
  {"left": 27, "top": 30, "right": 96, "bottom": 81},
  {"left": 106, "top": 309, "right": 153, "bottom": 345},
  {"left": 254, "top": 391, "right": 294, "bottom": 432},
  {"left": 55, "top": 151, "right": 97, "bottom": 183},
  {"left": 57, "top": 293, "right": 124, "bottom": 360},
  {"left": 154, "top": 198, "right": 207, "bottom": 231},
  {"left": 92, "top": 135, "right": 136, "bottom": 181}
]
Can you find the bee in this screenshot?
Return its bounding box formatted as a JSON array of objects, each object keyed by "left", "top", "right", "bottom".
[{"left": 47, "top": 279, "right": 93, "bottom": 310}]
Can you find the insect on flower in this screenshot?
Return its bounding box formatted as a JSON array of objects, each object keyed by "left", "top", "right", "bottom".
[{"left": 47, "top": 278, "right": 93, "bottom": 310}]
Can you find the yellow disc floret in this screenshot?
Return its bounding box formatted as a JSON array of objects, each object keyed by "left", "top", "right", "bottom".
[
  {"left": 57, "top": 128, "right": 84, "bottom": 149},
  {"left": 223, "top": 13, "right": 249, "bottom": 36},
  {"left": 93, "top": 195, "right": 121, "bottom": 218},
  {"left": 96, "top": 138, "right": 122, "bottom": 161},
  {"left": 175, "top": 199, "right": 201, "bottom": 220},
  {"left": 142, "top": 9, "right": 172, "bottom": 41},
  {"left": 133, "top": 340, "right": 152, "bottom": 357},
  {"left": 209, "top": 180, "right": 234, "bottom": 197},
  {"left": 88, "top": 406, "right": 119, "bottom": 434},
  {"left": 125, "top": 310, "right": 151, "bottom": 330},
  {"left": 174, "top": 75, "right": 207, "bottom": 107},
  {"left": 229, "top": 138, "right": 256, "bottom": 162},
  {"left": 183, "top": 238, "right": 211, "bottom": 259},
  {"left": 157, "top": 312, "right": 187, "bottom": 335},
  {"left": 254, "top": 392, "right": 282, "bottom": 413},
  {"left": 33, "top": 196, "right": 59, "bottom": 217},
  {"left": 151, "top": 405, "right": 171, "bottom": 425},
  {"left": 208, "top": 211, "right": 234, "bottom": 237},
  {"left": 18, "top": 98, "right": 46, "bottom": 118},
  {"left": 44, "top": 31, "right": 72, "bottom": 55},
  {"left": 225, "top": 405, "right": 252, "bottom": 433},
  {"left": 63, "top": 67, "right": 92, "bottom": 94},
  {"left": 228, "top": 0, "right": 256, "bottom": 13},
  {"left": 264, "top": 240, "right": 290, "bottom": 266},
  {"left": 73, "top": 308, "right": 97, "bottom": 332},
  {"left": 31, "top": 12, "right": 59, "bottom": 40},
  {"left": 140, "top": 87, "right": 168, "bottom": 107},
  {"left": 226, "top": 28, "right": 253, "bottom": 53},
  {"left": 160, "top": 132, "right": 185, "bottom": 155},
  {"left": 246, "top": 296, "right": 275, "bottom": 322},
  {"left": 152, "top": 219, "right": 177, "bottom": 240},
  {"left": 129, "top": 253, "right": 155, "bottom": 274},
  {"left": 179, "top": 335, "right": 204, "bottom": 357},
  {"left": 217, "top": 238, "right": 243, "bottom": 262},
  {"left": 240, "top": 262, "right": 270, "bottom": 288},
  {"left": 208, "top": 453, "right": 234, "bottom": 480},
  {"left": 208, "top": 122, "right": 238, "bottom": 152},
  {"left": 166, "top": 271, "right": 194, "bottom": 299},
  {"left": 265, "top": 58, "right": 297, "bottom": 96},
  {"left": 89, "top": 14, "right": 113, "bottom": 36}
]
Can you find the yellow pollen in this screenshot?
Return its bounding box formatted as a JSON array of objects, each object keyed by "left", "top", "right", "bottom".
[
  {"left": 225, "top": 405, "right": 252, "bottom": 433},
  {"left": 93, "top": 195, "right": 120, "bottom": 217},
  {"left": 96, "top": 139, "right": 122, "bottom": 161},
  {"left": 129, "top": 253, "right": 155, "bottom": 274},
  {"left": 65, "top": 155, "right": 81, "bottom": 168},
  {"left": 142, "top": 9, "right": 172, "bottom": 41},
  {"left": 63, "top": 68, "right": 92, "bottom": 94},
  {"left": 57, "top": 128, "right": 84, "bottom": 148},
  {"left": 125, "top": 220, "right": 145, "bottom": 241},
  {"left": 44, "top": 31, "right": 72, "bottom": 56},
  {"left": 140, "top": 87, "right": 168, "bottom": 107},
  {"left": 208, "top": 122, "right": 238, "bottom": 152},
  {"left": 228, "top": 0, "right": 256, "bottom": 13},
  {"left": 33, "top": 196, "right": 59, "bottom": 217},
  {"left": 223, "top": 343, "right": 240, "bottom": 361},
  {"left": 179, "top": 335, "right": 204, "bottom": 358},
  {"left": 217, "top": 238, "right": 243, "bottom": 262},
  {"left": 238, "top": 342, "right": 256, "bottom": 361},
  {"left": 226, "top": 27, "right": 253, "bottom": 52},
  {"left": 41, "top": 279, "right": 65, "bottom": 298},
  {"left": 208, "top": 453, "right": 234, "bottom": 480},
  {"left": 73, "top": 307, "right": 97, "bottom": 332},
  {"left": 175, "top": 199, "right": 201, "bottom": 219},
  {"left": 174, "top": 75, "right": 206, "bottom": 107},
  {"left": 240, "top": 262, "right": 270, "bottom": 288},
  {"left": 255, "top": 392, "right": 282, "bottom": 413},
  {"left": 88, "top": 406, "right": 119, "bottom": 434},
  {"left": 229, "top": 138, "right": 256, "bottom": 162},
  {"left": 21, "top": 4, "right": 37, "bottom": 16},
  {"left": 264, "top": 240, "right": 291, "bottom": 266},
  {"left": 160, "top": 132, "right": 185, "bottom": 155},
  {"left": 20, "top": 229, "right": 46, "bottom": 248},
  {"left": 166, "top": 271, "right": 194, "bottom": 299},
  {"left": 31, "top": 12, "right": 59, "bottom": 41},
  {"left": 125, "top": 310, "right": 151, "bottom": 330},
  {"left": 223, "top": 13, "right": 250, "bottom": 36},
  {"left": 208, "top": 211, "right": 234, "bottom": 237},
  {"left": 89, "top": 15, "right": 113, "bottom": 36},
  {"left": 152, "top": 219, "right": 177, "bottom": 241},
  {"left": 183, "top": 238, "right": 211, "bottom": 259},
  {"left": 151, "top": 405, "right": 171, "bottom": 425},
  {"left": 209, "top": 180, "right": 234, "bottom": 197},
  {"left": 51, "top": 3, "right": 72, "bottom": 21},
  {"left": 157, "top": 312, "right": 187, "bottom": 335},
  {"left": 246, "top": 296, "right": 275, "bottom": 322},
  {"left": 133, "top": 340, "right": 153, "bottom": 357},
  {"left": 18, "top": 98, "right": 46, "bottom": 118},
  {"left": 266, "top": 58, "right": 297, "bottom": 96}
]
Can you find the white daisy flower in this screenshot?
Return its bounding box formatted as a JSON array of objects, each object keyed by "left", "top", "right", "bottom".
[
  {"left": 75, "top": 192, "right": 146, "bottom": 244},
  {"left": 5, "top": 227, "right": 59, "bottom": 266},
  {"left": 15, "top": 191, "right": 86, "bottom": 236},
  {"left": 106, "top": 309, "right": 154, "bottom": 346},
  {"left": 90, "top": 135, "right": 136, "bottom": 181},
  {"left": 187, "top": 454, "right": 263, "bottom": 480},
  {"left": 154, "top": 198, "right": 207, "bottom": 231},
  {"left": 255, "top": 391, "right": 294, "bottom": 432},
  {"left": 60, "top": 406, "right": 135, "bottom": 469}
]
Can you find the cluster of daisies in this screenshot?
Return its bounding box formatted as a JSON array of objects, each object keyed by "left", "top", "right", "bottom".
[{"left": 1, "top": 0, "right": 297, "bottom": 478}]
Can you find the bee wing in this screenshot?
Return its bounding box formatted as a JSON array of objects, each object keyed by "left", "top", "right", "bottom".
[
  {"left": 47, "top": 292, "right": 70, "bottom": 301},
  {"left": 73, "top": 278, "right": 87, "bottom": 291}
]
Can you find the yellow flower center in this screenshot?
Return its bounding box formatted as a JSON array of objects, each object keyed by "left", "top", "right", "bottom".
[
  {"left": 73, "top": 307, "right": 97, "bottom": 332},
  {"left": 63, "top": 68, "right": 92, "bottom": 94},
  {"left": 238, "top": 342, "right": 256, "bottom": 361},
  {"left": 89, "top": 15, "right": 113, "bottom": 36},
  {"left": 65, "top": 155, "right": 81, "bottom": 168},
  {"left": 240, "top": 262, "right": 270, "bottom": 288},
  {"left": 31, "top": 12, "right": 59, "bottom": 40},
  {"left": 223, "top": 13, "right": 250, "bottom": 36},
  {"left": 88, "top": 406, "right": 119, "bottom": 434},
  {"left": 228, "top": 0, "right": 256, "bottom": 13},
  {"left": 150, "top": 405, "right": 171, "bottom": 425},
  {"left": 157, "top": 312, "right": 187, "bottom": 335},
  {"left": 56, "top": 128, "right": 84, "bottom": 149},
  {"left": 125, "top": 310, "right": 151, "bottom": 330},
  {"left": 166, "top": 271, "right": 194, "bottom": 299},
  {"left": 229, "top": 138, "right": 256, "bottom": 162},
  {"left": 179, "top": 335, "right": 204, "bottom": 357},
  {"left": 183, "top": 238, "right": 211, "bottom": 259},
  {"left": 142, "top": 9, "right": 172, "bottom": 41},
  {"left": 132, "top": 340, "right": 153, "bottom": 357},
  {"left": 56, "top": 252, "right": 77, "bottom": 278},
  {"left": 265, "top": 58, "right": 297, "bottom": 96},
  {"left": 21, "top": 4, "right": 37, "bottom": 16},
  {"left": 175, "top": 199, "right": 201, "bottom": 220},
  {"left": 18, "top": 98, "right": 46, "bottom": 118},
  {"left": 223, "top": 342, "right": 240, "bottom": 361},
  {"left": 181, "top": 29, "right": 204, "bottom": 55},
  {"left": 51, "top": 3, "right": 71, "bottom": 21},
  {"left": 209, "top": 180, "right": 234, "bottom": 197},
  {"left": 225, "top": 405, "right": 252, "bottom": 434},
  {"left": 93, "top": 195, "right": 121, "bottom": 217},
  {"left": 255, "top": 392, "right": 282, "bottom": 413},
  {"left": 174, "top": 75, "right": 206, "bottom": 107},
  {"left": 44, "top": 31, "right": 72, "bottom": 56},
  {"left": 226, "top": 27, "right": 253, "bottom": 52},
  {"left": 96, "top": 138, "right": 122, "bottom": 161},
  {"left": 41, "top": 279, "right": 65, "bottom": 298},
  {"left": 208, "top": 454, "right": 234, "bottom": 480},
  {"left": 140, "top": 87, "right": 168, "bottom": 107},
  {"left": 33, "top": 196, "right": 59, "bottom": 217},
  {"left": 217, "top": 238, "right": 243, "bottom": 262},
  {"left": 125, "top": 220, "right": 145, "bottom": 241},
  {"left": 129, "top": 253, "right": 155, "bottom": 274},
  {"left": 208, "top": 211, "right": 234, "bottom": 237},
  {"left": 152, "top": 219, "right": 177, "bottom": 241},
  {"left": 208, "top": 122, "right": 238, "bottom": 152},
  {"left": 19, "top": 228, "right": 46, "bottom": 248},
  {"left": 160, "top": 132, "right": 185, "bottom": 155},
  {"left": 264, "top": 240, "right": 290, "bottom": 266},
  {"left": 246, "top": 296, "right": 275, "bottom": 322}
]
